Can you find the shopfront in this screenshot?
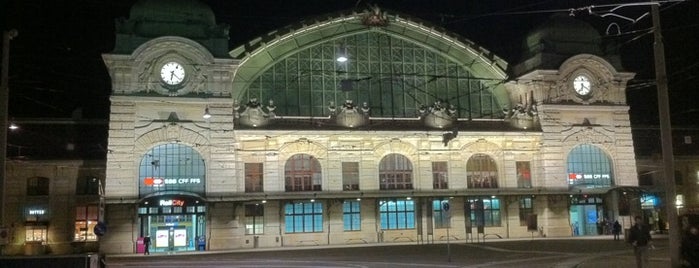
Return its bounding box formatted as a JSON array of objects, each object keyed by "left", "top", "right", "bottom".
[{"left": 138, "top": 195, "right": 206, "bottom": 252}]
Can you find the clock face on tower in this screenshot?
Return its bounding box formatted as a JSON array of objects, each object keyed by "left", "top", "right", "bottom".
[
  {"left": 160, "top": 62, "right": 186, "bottom": 86},
  {"left": 573, "top": 75, "right": 591, "bottom": 96}
]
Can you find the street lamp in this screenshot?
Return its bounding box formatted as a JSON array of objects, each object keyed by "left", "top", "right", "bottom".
[{"left": 1, "top": 28, "right": 18, "bottom": 236}]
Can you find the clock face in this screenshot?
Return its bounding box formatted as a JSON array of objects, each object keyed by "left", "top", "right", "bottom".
[
  {"left": 160, "top": 62, "right": 185, "bottom": 85},
  {"left": 573, "top": 75, "right": 591, "bottom": 96}
]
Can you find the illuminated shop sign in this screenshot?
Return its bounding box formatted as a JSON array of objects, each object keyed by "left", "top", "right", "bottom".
[
  {"left": 28, "top": 209, "right": 46, "bottom": 215},
  {"left": 144, "top": 177, "right": 202, "bottom": 186},
  {"left": 159, "top": 199, "right": 185, "bottom": 207}
]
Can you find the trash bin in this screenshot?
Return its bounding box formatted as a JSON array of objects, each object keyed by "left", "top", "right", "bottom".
[{"left": 136, "top": 237, "right": 145, "bottom": 253}]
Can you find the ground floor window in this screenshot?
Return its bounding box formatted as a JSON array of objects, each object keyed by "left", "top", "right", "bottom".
[
  {"left": 284, "top": 201, "right": 323, "bottom": 233},
  {"left": 343, "top": 200, "right": 361, "bottom": 231},
  {"left": 379, "top": 199, "right": 415, "bottom": 230},
  {"left": 245, "top": 204, "right": 264, "bottom": 235},
  {"left": 519, "top": 197, "right": 533, "bottom": 226},
  {"left": 75, "top": 205, "right": 99, "bottom": 241},
  {"left": 467, "top": 197, "right": 501, "bottom": 227},
  {"left": 25, "top": 225, "right": 47, "bottom": 242},
  {"left": 432, "top": 198, "right": 450, "bottom": 228}
]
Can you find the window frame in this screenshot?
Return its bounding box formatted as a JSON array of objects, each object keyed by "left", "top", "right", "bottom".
[
  {"left": 284, "top": 154, "right": 322, "bottom": 192},
  {"left": 379, "top": 154, "right": 413, "bottom": 190},
  {"left": 245, "top": 163, "right": 264, "bottom": 192},
  {"left": 432, "top": 162, "right": 448, "bottom": 189},
  {"left": 342, "top": 200, "right": 361, "bottom": 231},
  {"left": 342, "top": 162, "right": 360, "bottom": 191},
  {"left": 467, "top": 197, "right": 501, "bottom": 227},
  {"left": 379, "top": 199, "right": 415, "bottom": 230},
  {"left": 284, "top": 201, "right": 323, "bottom": 233},
  {"left": 245, "top": 204, "right": 264, "bottom": 235}
]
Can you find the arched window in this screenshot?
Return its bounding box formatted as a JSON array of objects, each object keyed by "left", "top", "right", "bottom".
[
  {"left": 467, "top": 154, "right": 498, "bottom": 188},
  {"left": 567, "top": 144, "right": 613, "bottom": 188},
  {"left": 379, "top": 154, "right": 413, "bottom": 190},
  {"left": 285, "top": 154, "right": 322, "bottom": 191},
  {"left": 139, "top": 143, "right": 206, "bottom": 197}
]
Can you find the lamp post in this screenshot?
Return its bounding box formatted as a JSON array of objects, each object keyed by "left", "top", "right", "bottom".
[{"left": 1, "top": 29, "right": 18, "bottom": 241}]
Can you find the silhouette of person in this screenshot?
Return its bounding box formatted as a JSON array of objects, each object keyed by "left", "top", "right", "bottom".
[
  {"left": 143, "top": 235, "right": 151, "bottom": 255},
  {"left": 628, "top": 216, "right": 652, "bottom": 268},
  {"left": 612, "top": 220, "right": 622, "bottom": 241}
]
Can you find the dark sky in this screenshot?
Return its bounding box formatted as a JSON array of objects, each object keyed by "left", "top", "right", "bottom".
[{"left": 2, "top": 0, "right": 699, "bottom": 125}]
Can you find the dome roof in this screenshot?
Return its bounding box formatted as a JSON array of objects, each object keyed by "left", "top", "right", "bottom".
[
  {"left": 129, "top": 0, "right": 216, "bottom": 26},
  {"left": 526, "top": 13, "right": 602, "bottom": 47}
]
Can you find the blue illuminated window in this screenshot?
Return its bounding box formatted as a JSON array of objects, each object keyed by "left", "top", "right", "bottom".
[
  {"left": 284, "top": 202, "right": 323, "bottom": 233},
  {"left": 343, "top": 200, "right": 361, "bottom": 231},
  {"left": 379, "top": 199, "right": 415, "bottom": 230}
]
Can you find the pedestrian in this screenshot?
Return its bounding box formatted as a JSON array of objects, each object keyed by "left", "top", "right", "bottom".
[
  {"left": 613, "top": 220, "right": 622, "bottom": 241},
  {"left": 682, "top": 225, "right": 699, "bottom": 267},
  {"left": 144, "top": 235, "right": 151, "bottom": 255},
  {"left": 628, "top": 216, "right": 652, "bottom": 268}
]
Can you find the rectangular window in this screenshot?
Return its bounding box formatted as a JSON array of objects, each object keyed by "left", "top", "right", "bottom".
[
  {"left": 245, "top": 204, "right": 264, "bottom": 235},
  {"left": 519, "top": 197, "right": 534, "bottom": 226},
  {"left": 432, "top": 162, "right": 448, "bottom": 189},
  {"left": 76, "top": 177, "right": 100, "bottom": 195},
  {"left": 75, "top": 205, "right": 99, "bottom": 241},
  {"left": 284, "top": 202, "right": 323, "bottom": 233},
  {"left": 467, "top": 197, "right": 501, "bottom": 227},
  {"left": 245, "top": 163, "right": 264, "bottom": 192},
  {"left": 342, "top": 162, "right": 360, "bottom": 191},
  {"left": 432, "top": 199, "right": 450, "bottom": 228},
  {"left": 27, "top": 177, "right": 49, "bottom": 196},
  {"left": 25, "top": 226, "right": 48, "bottom": 242},
  {"left": 379, "top": 199, "right": 415, "bottom": 230},
  {"left": 343, "top": 200, "right": 361, "bottom": 231},
  {"left": 516, "top": 161, "right": 532, "bottom": 188}
]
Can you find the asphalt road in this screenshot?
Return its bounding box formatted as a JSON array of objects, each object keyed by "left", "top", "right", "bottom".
[{"left": 104, "top": 236, "right": 671, "bottom": 268}]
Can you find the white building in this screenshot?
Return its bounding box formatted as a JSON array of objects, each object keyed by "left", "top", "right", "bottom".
[{"left": 99, "top": 0, "right": 639, "bottom": 254}]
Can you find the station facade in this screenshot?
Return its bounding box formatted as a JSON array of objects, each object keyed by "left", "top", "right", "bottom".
[{"left": 99, "top": 0, "right": 640, "bottom": 254}]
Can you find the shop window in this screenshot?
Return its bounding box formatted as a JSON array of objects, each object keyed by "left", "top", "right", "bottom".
[
  {"left": 139, "top": 143, "right": 206, "bottom": 197},
  {"left": 432, "top": 162, "right": 448, "bottom": 189},
  {"left": 27, "top": 177, "right": 49, "bottom": 196},
  {"left": 379, "top": 154, "right": 413, "bottom": 190},
  {"left": 245, "top": 204, "right": 264, "bottom": 235},
  {"left": 432, "top": 198, "right": 450, "bottom": 228},
  {"left": 467, "top": 154, "right": 498, "bottom": 188},
  {"left": 75, "top": 205, "right": 98, "bottom": 241},
  {"left": 245, "top": 163, "right": 264, "bottom": 192},
  {"left": 284, "top": 154, "right": 322, "bottom": 192},
  {"left": 379, "top": 199, "right": 415, "bottom": 230},
  {"left": 342, "top": 162, "right": 359, "bottom": 191},
  {"left": 284, "top": 202, "right": 323, "bottom": 233},
  {"left": 566, "top": 144, "right": 613, "bottom": 188},
  {"left": 343, "top": 200, "right": 361, "bottom": 231},
  {"left": 26, "top": 225, "right": 47, "bottom": 242},
  {"left": 76, "top": 177, "right": 101, "bottom": 195},
  {"left": 467, "top": 197, "right": 501, "bottom": 227},
  {"left": 519, "top": 197, "right": 534, "bottom": 226}
]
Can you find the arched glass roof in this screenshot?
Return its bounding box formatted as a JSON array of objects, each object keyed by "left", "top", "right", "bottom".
[{"left": 231, "top": 10, "right": 510, "bottom": 119}]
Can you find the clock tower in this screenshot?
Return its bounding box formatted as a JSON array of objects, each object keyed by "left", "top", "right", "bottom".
[{"left": 507, "top": 13, "right": 637, "bottom": 224}]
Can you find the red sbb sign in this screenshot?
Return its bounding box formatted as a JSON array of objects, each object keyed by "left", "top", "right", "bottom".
[{"left": 143, "top": 177, "right": 202, "bottom": 186}]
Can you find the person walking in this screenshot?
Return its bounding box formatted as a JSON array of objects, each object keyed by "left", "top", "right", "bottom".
[
  {"left": 612, "top": 220, "right": 622, "bottom": 241},
  {"left": 628, "top": 216, "right": 652, "bottom": 268},
  {"left": 144, "top": 235, "right": 151, "bottom": 255}
]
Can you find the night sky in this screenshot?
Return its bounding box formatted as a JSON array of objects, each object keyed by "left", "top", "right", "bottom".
[{"left": 2, "top": 0, "right": 699, "bottom": 125}]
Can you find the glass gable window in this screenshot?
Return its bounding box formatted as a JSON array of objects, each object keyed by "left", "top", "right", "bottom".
[
  {"left": 245, "top": 163, "right": 264, "bottom": 192},
  {"left": 467, "top": 154, "right": 498, "bottom": 188},
  {"left": 432, "top": 162, "right": 448, "bottom": 189},
  {"left": 285, "top": 154, "right": 322, "bottom": 191},
  {"left": 343, "top": 200, "right": 361, "bottom": 231},
  {"left": 243, "top": 32, "right": 503, "bottom": 119},
  {"left": 379, "top": 199, "right": 415, "bottom": 230},
  {"left": 342, "top": 162, "right": 359, "bottom": 191},
  {"left": 284, "top": 202, "right": 323, "bottom": 233},
  {"left": 379, "top": 154, "right": 413, "bottom": 190},
  {"left": 566, "top": 144, "right": 613, "bottom": 188},
  {"left": 245, "top": 204, "right": 264, "bottom": 235},
  {"left": 432, "top": 199, "right": 450, "bottom": 228},
  {"left": 467, "top": 197, "right": 501, "bottom": 227},
  {"left": 75, "top": 205, "right": 99, "bottom": 241}
]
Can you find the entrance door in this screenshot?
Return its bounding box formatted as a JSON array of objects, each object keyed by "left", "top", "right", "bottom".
[{"left": 570, "top": 205, "right": 599, "bottom": 236}]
